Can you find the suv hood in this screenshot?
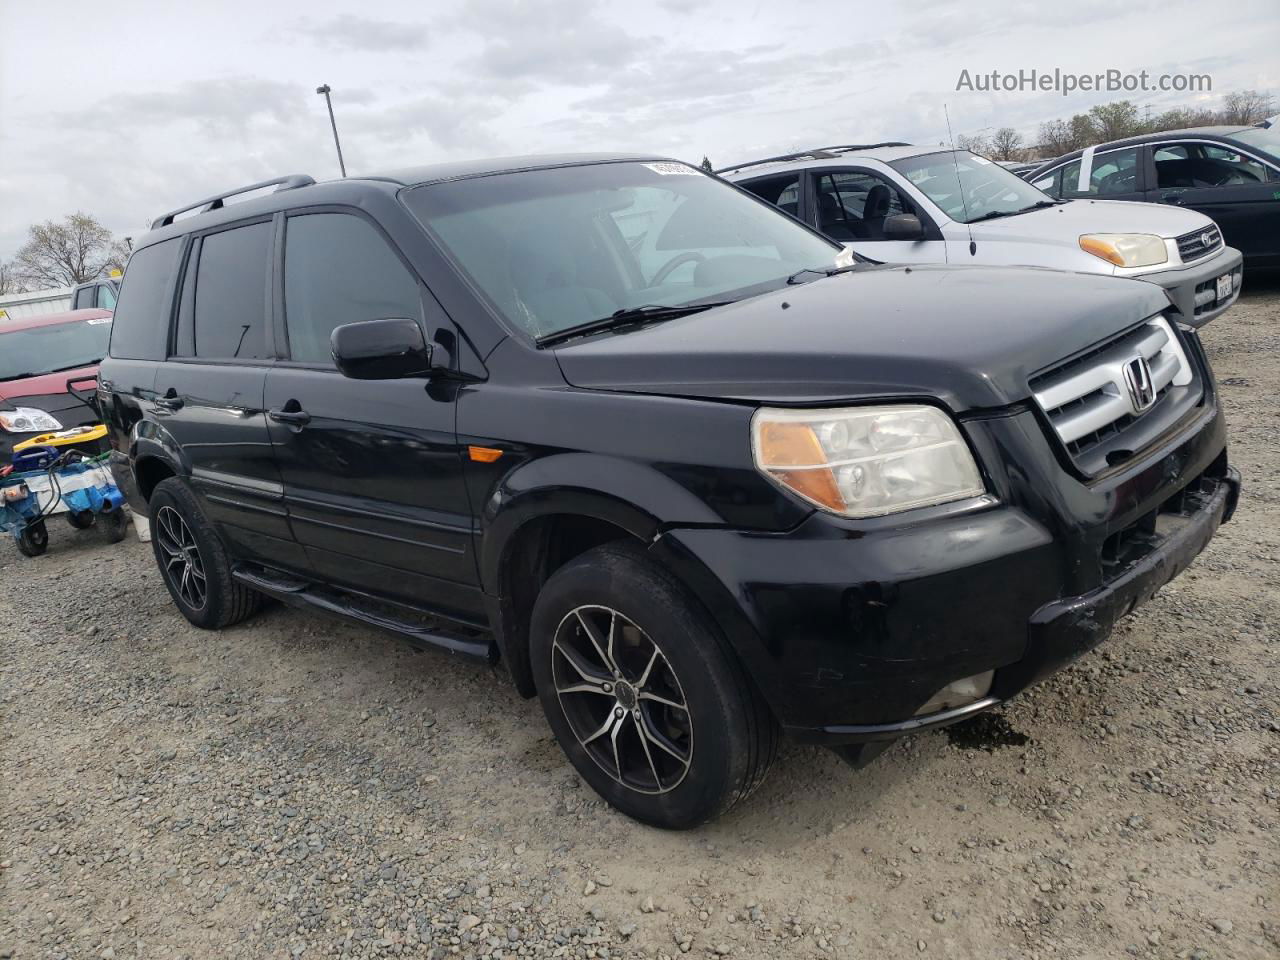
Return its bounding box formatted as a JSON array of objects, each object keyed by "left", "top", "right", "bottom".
[
  {"left": 553, "top": 264, "right": 1170, "bottom": 412},
  {"left": 973, "top": 197, "right": 1212, "bottom": 243}
]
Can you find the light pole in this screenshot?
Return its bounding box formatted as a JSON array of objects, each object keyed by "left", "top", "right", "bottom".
[{"left": 315, "top": 84, "right": 347, "bottom": 178}]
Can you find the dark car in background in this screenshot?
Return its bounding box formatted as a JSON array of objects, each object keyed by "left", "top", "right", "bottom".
[
  {"left": 70, "top": 277, "right": 120, "bottom": 312},
  {"left": 100, "top": 157, "right": 1237, "bottom": 828},
  {"left": 1029, "top": 125, "right": 1280, "bottom": 268},
  {"left": 0, "top": 308, "right": 112, "bottom": 460}
]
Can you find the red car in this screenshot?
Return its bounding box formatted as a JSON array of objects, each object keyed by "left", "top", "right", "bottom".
[{"left": 0, "top": 308, "right": 112, "bottom": 462}]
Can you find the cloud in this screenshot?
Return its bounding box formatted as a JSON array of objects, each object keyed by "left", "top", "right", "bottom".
[
  {"left": 452, "top": 0, "right": 649, "bottom": 89},
  {"left": 293, "top": 14, "right": 430, "bottom": 51}
]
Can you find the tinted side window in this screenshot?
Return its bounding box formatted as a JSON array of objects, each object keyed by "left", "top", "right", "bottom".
[
  {"left": 72, "top": 287, "right": 94, "bottom": 310},
  {"left": 192, "top": 222, "right": 272, "bottom": 360},
  {"left": 98, "top": 284, "right": 118, "bottom": 311},
  {"left": 1031, "top": 170, "right": 1061, "bottom": 196},
  {"left": 740, "top": 174, "right": 801, "bottom": 217},
  {"left": 283, "top": 213, "right": 422, "bottom": 364},
  {"left": 1061, "top": 148, "right": 1140, "bottom": 197},
  {"left": 108, "top": 239, "right": 181, "bottom": 361}
]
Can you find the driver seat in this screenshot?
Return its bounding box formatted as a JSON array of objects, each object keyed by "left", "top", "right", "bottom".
[{"left": 861, "top": 184, "right": 892, "bottom": 239}]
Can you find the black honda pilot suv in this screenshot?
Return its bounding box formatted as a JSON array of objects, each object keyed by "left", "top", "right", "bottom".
[{"left": 99, "top": 155, "right": 1240, "bottom": 829}]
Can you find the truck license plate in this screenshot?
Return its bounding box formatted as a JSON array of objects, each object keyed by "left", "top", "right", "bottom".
[{"left": 1216, "top": 273, "right": 1233, "bottom": 302}]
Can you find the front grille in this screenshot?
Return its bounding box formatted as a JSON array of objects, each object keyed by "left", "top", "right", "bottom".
[
  {"left": 1175, "top": 225, "right": 1222, "bottom": 262},
  {"left": 1031, "top": 317, "right": 1200, "bottom": 475}
]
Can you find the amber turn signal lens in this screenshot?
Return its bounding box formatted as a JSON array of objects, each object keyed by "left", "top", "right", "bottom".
[
  {"left": 468, "top": 445, "right": 503, "bottom": 463},
  {"left": 1078, "top": 235, "right": 1126, "bottom": 267},
  {"left": 755, "top": 421, "right": 844, "bottom": 511}
]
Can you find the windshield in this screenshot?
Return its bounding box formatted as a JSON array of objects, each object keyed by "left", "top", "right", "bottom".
[
  {"left": 1231, "top": 126, "right": 1280, "bottom": 160},
  {"left": 0, "top": 317, "right": 112, "bottom": 381},
  {"left": 891, "top": 150, "right": 1053, "bottom": 223},
  {"left": 402, "top": 160, "right": 841, "bottom": 340}
]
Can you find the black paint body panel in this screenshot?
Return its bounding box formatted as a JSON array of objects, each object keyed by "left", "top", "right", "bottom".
[{"left": 98, "top": 157, "right": 1237, "bottom": 745}]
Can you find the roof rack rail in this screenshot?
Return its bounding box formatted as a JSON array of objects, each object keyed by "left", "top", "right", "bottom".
[
  {"left": 714, "top": 142, "right": 913, "bottom": 175},
  {"left": 150, "top": 174, "right": 316, "bottom": 229},
  {"left": 816, "top": 142, "right": 911, "bottom": 153},
  {"left": 714, "top": 149, "right": 840, "bottom": 175}
]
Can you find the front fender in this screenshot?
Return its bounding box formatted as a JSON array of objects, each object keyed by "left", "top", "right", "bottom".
[{"left": 478, "top": 452, "right": 725, "bottom": 593}]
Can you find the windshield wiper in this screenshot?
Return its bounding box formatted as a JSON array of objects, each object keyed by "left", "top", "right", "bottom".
[
  {"left": 536, "top": 301, "right": 734, "bottom": 347},
  {"left": 786, "top": 263, "right": 859, "bottom": 285},
  {"left": 967, "top": 200, "right": 1060, "bottom": 224}
]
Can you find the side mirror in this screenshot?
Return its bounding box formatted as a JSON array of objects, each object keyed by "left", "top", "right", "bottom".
[
  {"left": 331, "top": 318, "right": 434, "bottom": 380},
  {"left": 883, "top": 214, "right": 924, "bottom": 241}
]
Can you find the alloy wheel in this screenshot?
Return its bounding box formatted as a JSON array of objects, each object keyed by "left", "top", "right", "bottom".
[
  {"left": 551, "top": 605, "right": 693, "bottom": 795},
  {"left": 155, "top": 506, "right": 207, "bottom": 610}
]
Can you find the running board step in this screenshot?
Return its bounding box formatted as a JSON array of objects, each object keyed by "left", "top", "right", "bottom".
[{"left": 233, "top": 566, "right": 492, "bottom": 660}]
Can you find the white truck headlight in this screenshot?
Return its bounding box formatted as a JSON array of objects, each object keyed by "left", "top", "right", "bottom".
[
  {"left": 1079, "top": 233, "right": 1168, "bottom": 268},
  {"left": 0, "top": 407, "right": 63, "bottom": 433},
  {"left": 751, "top": 405, "right": 984, "bottom": 518}
]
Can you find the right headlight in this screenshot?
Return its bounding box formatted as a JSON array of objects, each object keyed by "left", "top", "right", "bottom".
[
  {"left": 751, "top": 404, "right": 984, "bottom": 518},
  {"left": 1079, "top": 233, "right": 1168, "bottom": 268},
  {"left": 0, "top": 407, "right": 63, "bottom": 433}
]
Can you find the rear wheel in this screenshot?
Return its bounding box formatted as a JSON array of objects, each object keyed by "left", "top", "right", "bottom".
[
  {"left": 530, "top": 542, "right": 776, "bottom": 829},
  {"left": 67, "top": 510, "right": 96, "bottom": 530},
  {"left": 102, "top": 507, "right": 129, "bottom": 543},
  {"left": 149, "top": 478, "right": 262, "bottom": 629}
]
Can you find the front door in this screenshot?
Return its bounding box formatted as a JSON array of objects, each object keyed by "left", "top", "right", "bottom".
[
  {"left": 1057, "top": 145, "right": 1146, "bottom": 203},
  {"left": 263, "top": 210, "right": 482, "bottom": 620},
  {"left": 153, "top": 217, "right": 308, "bottom": 571},
  {"left": 808, "top": 168, "right": 947, "bottom": 264},
  {"left": 1145, "top": 140, "right": 1280, "bottom": 263}
]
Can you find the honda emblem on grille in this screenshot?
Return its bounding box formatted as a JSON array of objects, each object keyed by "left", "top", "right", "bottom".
[
  {"left": 1122, "top": 355, "right": 1156, "bottom": 413},
  {"left": 1200, "top": 230, "right": 1214, "bottom": 248}
]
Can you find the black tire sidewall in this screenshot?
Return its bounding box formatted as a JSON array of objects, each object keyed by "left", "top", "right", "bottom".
[
  {"left": 148, "top": 479, "right": 243, "bottom": 629},
  {"left": 17, "top": 520, "right": 48, "bottom": 557},
  {"left": 530, "top": 543, "right": 758, "bottom": 829}
]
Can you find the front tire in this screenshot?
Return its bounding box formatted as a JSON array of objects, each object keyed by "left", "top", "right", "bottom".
[
  {"left": 149, "top": 478, "right": 262, "bottom": 629},
  {"left": 530, "top": 542, "right": 776, "bottom": 829},
  {"left": 16, "top": 520, "right": 48, "bottom": 557}
]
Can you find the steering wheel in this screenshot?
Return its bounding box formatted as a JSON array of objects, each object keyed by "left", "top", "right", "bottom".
[{"left": 651, "top": 251, "right": 706, "bottom": 286}]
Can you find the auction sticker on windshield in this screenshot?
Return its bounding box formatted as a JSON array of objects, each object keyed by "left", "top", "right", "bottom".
[{"left": 644, "top": 162, "right": 700, "bottom": 176}]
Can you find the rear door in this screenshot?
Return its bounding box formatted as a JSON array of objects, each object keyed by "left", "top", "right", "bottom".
[
  {"left": 1144, "top": 139, "right": 1280, "bottom": 262},
  {"left": 263, "top": 209, "right": 482, "bottom": 620},
  {"left": 151, "top": 216, "right": 308, "bottom": 571}
]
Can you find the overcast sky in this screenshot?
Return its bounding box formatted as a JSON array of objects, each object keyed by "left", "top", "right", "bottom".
[{"left": 1, "top": 0, "right": 1275, "bottom": 265}]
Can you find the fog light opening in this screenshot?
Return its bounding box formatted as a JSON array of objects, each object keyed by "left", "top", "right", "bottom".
[{"left": 913, "top": 670, "right": 995, "bottom": 717}]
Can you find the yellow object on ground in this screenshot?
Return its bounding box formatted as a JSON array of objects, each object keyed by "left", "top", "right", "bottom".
[{"left": 13, "top": 424, "right": 108, "bottom": 452}]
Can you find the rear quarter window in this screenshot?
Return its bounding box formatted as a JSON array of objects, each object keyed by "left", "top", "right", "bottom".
[{"left": 108, "top": 239, "right": 182, "bottom": 361}]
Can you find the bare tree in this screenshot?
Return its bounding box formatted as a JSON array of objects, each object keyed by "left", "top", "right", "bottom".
[
  {"left": 1038, "top": 118, "right": 1074, "bottom": 157},
  {"left": 955, "top": 132, "right": 990, "bottom": 155},
  {"left": 1088, "top": 100, "right": 1141, "bottom": 142},
  {"left": 1221, "top": 90, "right": 1274, "bottom": 125},
  {"left": 989, "top": 127, "right": 1024, "bottom": 160},
  {"left": 0, "top": 260, "right": 26, "bottom": 295},
  {"left": 1151, "top": 106, "right": 1218, "bottom": 132},
  {"left": 1068, "top": 114, "right": 1098, "bottom": 151},
  {"left": 13, "top": 213, "right": 129, "bottom": 289}
]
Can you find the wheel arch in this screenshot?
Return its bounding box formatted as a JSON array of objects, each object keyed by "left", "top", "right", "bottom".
[{"left": 483, "top": 488, "right": 661, "bottom": 698}]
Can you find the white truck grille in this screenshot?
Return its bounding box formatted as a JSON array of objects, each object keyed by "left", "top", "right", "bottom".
[{"left": 1031, "top": 317, "right": 1194, "bottom": 461}]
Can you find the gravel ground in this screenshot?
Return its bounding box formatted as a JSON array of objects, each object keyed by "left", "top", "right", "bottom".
[{"left": 2, "top": 286, "right": 1277, "bottom": 960}]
